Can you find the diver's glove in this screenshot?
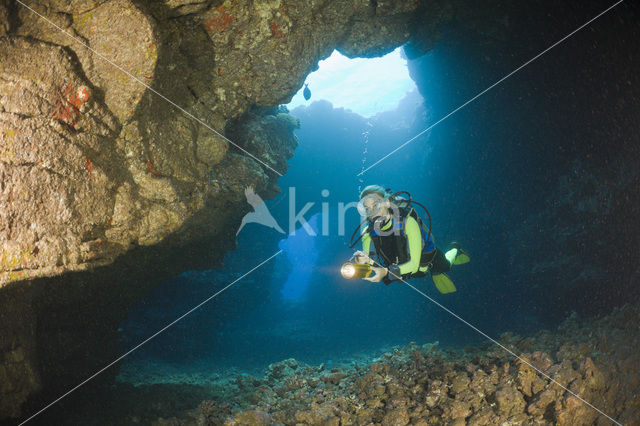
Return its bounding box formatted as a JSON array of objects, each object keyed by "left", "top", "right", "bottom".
[
  {"left": 353, "top": 250, "right": 374, "bottom": 265},
  {"left": 364, "top": 266, "right": 388, "bottom": 283},
  {"left": 387, "top": 264, "right": 402, "bottom": 281}
]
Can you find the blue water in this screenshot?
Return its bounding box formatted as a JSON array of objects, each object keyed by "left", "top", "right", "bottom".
[
  {"left": 117, "top": 4, "right": 637, "bottom": 381},
  {"left": 278, "top": 213, "right": 320, "bottom": 303},
  {"left": 119, "top": 80, "right": 531, "bottom": 372}
]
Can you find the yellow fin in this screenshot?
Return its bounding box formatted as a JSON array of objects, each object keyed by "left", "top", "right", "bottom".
[
  {"left": 432, "top": 273, "right": 456, "bottom": 294},
  {"left": 454, "top": 252, "right": 470, "bottom": 265}
]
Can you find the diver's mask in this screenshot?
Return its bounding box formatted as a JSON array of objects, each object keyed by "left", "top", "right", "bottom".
[
  {"left": 358, "top": 195, "right": 395, "bottom": 235},
  {"left": 357, "top": 194, "right": 386, "bottom": 218}
]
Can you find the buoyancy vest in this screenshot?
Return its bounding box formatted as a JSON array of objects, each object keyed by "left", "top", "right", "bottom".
[
  {"left": 369, "top": 219, "right": 407, "bottom": 266},
  {"left": 367, "top": 208, "right": 435, "bottom": 268}
]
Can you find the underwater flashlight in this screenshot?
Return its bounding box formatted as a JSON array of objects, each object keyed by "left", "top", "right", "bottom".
[{"left": 340, "top": 262, "right": 373, "bottom": 279}]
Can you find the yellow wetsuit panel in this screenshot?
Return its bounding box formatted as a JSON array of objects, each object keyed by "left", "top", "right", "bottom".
[
  {"left": 398, "top": 216, "right": 422, "bottom": 275},
  {"left": 361, "top": 228, "right": 371, "bottom": 256}
]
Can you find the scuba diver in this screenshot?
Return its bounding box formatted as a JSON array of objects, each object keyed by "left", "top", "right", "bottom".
[{"left": 343, "top": 185, "right": 469, "bottom": 294}]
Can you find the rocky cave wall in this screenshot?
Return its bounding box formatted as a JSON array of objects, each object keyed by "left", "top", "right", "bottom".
[
  {"left": 0, "top": 0, "right": 421, "bottom": 288},
  {"left": 0, "top": 0, "right": 469, "bottom": 420}
]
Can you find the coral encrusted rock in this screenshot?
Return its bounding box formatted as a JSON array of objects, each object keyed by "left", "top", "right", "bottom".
[
  {"left": 156, "top": 304, "right": 640, "bottom": 425},
  {"left": 1, "top": 0, "right": 456, "bottom": 420}
]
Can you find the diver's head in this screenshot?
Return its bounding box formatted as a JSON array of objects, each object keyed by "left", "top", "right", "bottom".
[
  {"left": 359, "top": 184, "right": 388, "bottom": 201},
  {"left": 357, "top": 185, "right": 392, "bottom": 220}
]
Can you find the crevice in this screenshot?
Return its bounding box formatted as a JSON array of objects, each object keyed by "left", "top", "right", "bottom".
[
  {"left": 5, "top": 213, "right": 14, "bottom": 240},
  {"left": 542, "top": 401, "right": 556, "bottom": 422},
  {"left": 72, "top": 2, "right": 109, "bottom": 16},
  {"left": 0, "top": 160, "right": 68, "bottom": 179},
  {"left": 186, "top": 85, "right": 198, "bottom": 101},
  {"left": 0, "top": 110, "right": 39, "bottom": 121},
  {"left": 6, "top": 0, "right": 22, "bottom": 34}
]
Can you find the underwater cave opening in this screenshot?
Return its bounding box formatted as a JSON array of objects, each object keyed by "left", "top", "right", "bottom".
[
  {"left": 109, "top": 8, "right": 640, "bottom": 423},
  {"left": 115, "top": 43, "right": 444, "bottom": 377},
  {"left": 287, "top": 47, "right": 420, "bottom": 118}
]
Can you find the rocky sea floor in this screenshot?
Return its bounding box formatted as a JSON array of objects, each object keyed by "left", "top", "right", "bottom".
[
  {"left": 56, "top": 304, "right": 639, "bottom": 425},
  {"left": 108, "top": 304, "right": 639, "bottom": 425}
]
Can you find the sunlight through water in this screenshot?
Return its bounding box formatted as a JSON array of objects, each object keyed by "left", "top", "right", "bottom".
[{"left": 287, "top": 47, "right": 418, "bottom": 117}]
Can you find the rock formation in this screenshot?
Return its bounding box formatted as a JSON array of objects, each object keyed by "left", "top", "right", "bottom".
[
  {"left": 0, "top": 0, "right": 451, "bottom": 420},
  {"left": 153, "top": 303, "right": 640, "bottom": 425}
]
